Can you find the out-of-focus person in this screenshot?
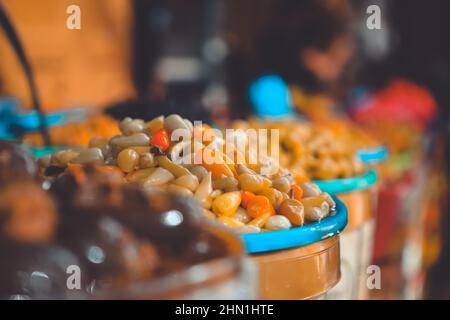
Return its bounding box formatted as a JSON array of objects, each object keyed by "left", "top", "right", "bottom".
[{"left": 253, "top": 0, "right": 356, "bottom": 121}]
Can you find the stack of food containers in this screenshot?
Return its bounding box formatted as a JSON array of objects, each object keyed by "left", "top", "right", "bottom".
[{"left": 231, "top": 119, "right": 381, "bottom": 299}]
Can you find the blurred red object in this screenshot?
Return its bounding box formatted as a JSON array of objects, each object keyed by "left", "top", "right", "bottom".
[
  {"left": 352, "top": 79, "right": 437, "bottom": 130},
  {"left": 373, "top": 173, "right": 414, "bottom": 262}
]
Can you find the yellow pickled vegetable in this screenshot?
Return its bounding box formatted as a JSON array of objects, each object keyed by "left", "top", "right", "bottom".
[
  {"left": 166, "top": 184, "right": 193, "bottom": 197},
  {"left": 256, "top": 188, "right": 286, "bottom": 209},
  {"left": 173, "top": 174, "right": 199, "bottom": 192},
  {"left": 211, "top": 191, "right": 242, "bottom": 216},
  {"left": 129, "top": 146, "right": 151, "bottom": 155},
  {"left": 117, "top": 148, "right": 140, "bottom": 173},
  {"left": 217, "top": 216, "right": 245, "bottom": 228},
  {"left": 194, "top": 172, "right": 213, "bottom": 209},
  {"left": 248, "top": 212, "right": 272, "bottom": 228},
  {"left": 265, "top": 215, "right": 292, "bottom": 231},
  {"left": 141, "top": 167, "right": 175, "bottom": 187},
  {"left": 272, "top": 176, "right": 292, "bottom": 193},
  {"left": 126, "top": 168, "right": 156, "bottom": 182},
  {"left": 301, "top": 194, "right": 328, "bottom": 208},
  {"left": 145, "top": 116, "right": 164, "bottom": 134},
  {"left": 238, "top": 173, "right": 272, "bottom": 193},
  {"left": 156, "top": 156, "right": 192, "bottom": 178},
  {"left": 232, "top": 207, "right": 252, "bottom": 224},
  {"left": 279, "top": 199, "right": 305, "bottom": 226}
]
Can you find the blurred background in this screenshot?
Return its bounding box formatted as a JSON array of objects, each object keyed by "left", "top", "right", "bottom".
[{"left": 1, "top": 0, "right": 450, "bottom": 299}]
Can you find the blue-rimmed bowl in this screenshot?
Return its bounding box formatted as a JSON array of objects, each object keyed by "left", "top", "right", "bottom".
[
  {"left": 241, "top": 195, "right": 347, "bottom": 254},
  {"left": 314, "top": 170, "right": 378, "bottom": 195},
  {"left": 357, "top": 146, "right": 389, "bottom": 164}
]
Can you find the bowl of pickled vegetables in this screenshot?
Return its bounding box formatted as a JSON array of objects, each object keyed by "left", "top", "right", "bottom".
[{"left": 38, "top": 114, "right": 342, "bottom": 237}]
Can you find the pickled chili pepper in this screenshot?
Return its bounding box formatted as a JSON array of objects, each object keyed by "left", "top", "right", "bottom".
[
  {"left": 241, "top": 191, "right": 256, "bottom": 209},
  {"left": 197, "top": 148, "right": 235, "bottom": 179},
  {"left": 247, "top": 195, "right": 275, "bottom": 219},
  {"left": 150, "top": 128, "right": 170, "bottom": 151},
  {"left": 291, "top": 184, "right": 304, "bottom": 201}
]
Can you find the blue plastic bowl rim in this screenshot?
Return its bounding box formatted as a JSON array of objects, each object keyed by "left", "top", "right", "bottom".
[
  {"left": 314, "top": 169, "right": 378, "bottom": 195},
  {"left": 241, "top": 195, "right": 348, "bottom": 254},
  {"left": 357, "top": 145, "right": 389, "bottom": 164}
]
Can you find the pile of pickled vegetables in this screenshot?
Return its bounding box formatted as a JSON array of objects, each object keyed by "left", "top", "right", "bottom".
[
  {"left": 314, "top": 119, "right": 380, "bottom": 150},
  {"left": 39, "top": 114, "right": 335, "bottom": 233},
  {"left": 232, "top": 118, "right": 366, "bottom": 180}
]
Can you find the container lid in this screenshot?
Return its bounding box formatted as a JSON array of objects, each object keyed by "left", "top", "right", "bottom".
[
  {"left": 357, "top": 146, "right": 389, "bottom": 164},
  {"left": 241, "top": 195, "right": 347, "bottom": 254},
  {"left": 314, "top": 170, "right": 378, "bottom": 194}
]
